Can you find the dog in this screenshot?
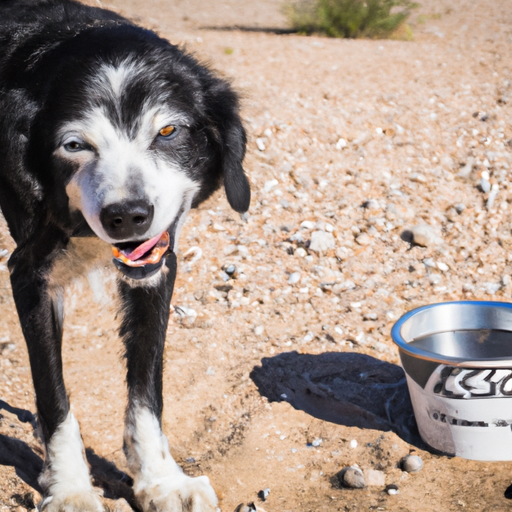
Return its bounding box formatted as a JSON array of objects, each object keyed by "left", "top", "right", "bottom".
[{"left": 0, "top": 1, "right": 250, "bottom": 510}]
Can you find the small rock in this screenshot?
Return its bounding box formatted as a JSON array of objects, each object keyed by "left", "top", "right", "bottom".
[
  {"left": 409, "top": 173, "right": 427, "bottom": 183},
  {"left": 437, "top": 262, "right": 449, "bottom": 272},
  {"left": 312, "top": 438, "right": 322, "bottom": 447},
  {"left": 400, "top": 454, "right": 424, "bottom": 473},
  {"left": 385, "top": 484, "right": 399, "bottom": 495},
  {"left": 224, "top": 264, "right": 237, "bottom": 275},
  {"left": 409, "top": 224, "right": 439, "bottom": 247},
  {"left": 257, "top": 488, "right": 270, "bottom": 501},
  {"left": 288, "top": 272, "right": 301, "bottom": 284},
  {"left": 256, "top": 138, "right": 266, "bottom": 151},
  {"left": 479, "top": 177, "right": 491, "bottom": 193},
  {"left": 300, "top": 220, "right": 315, "bottom": 230},
  {"left": 365, "top": 469, "right": 386, "bottom": 487},
  {"left": 454, "top": 203, "right": 466, "bottom": 214},
  {"left": 264, "top": 179, "right": 278, "bottom": 193},
  {"left": 336, "top": 138, "right": 347, "bottom": 149},
  {"left": 339, "top": 466, "right": 366, "bottom": 489},
  {"left": 289, "top": 231, "right": 304, "bottom": 243},
  {"left": 362, "top": 199, "right": 379, "bottom": 210},
  {"left": 487, "top": 183, "right": 499, "bottom": 210},
  {"left": 350, "top": 439, "right": 358, "bottom": 449},
  {"left": 310, "top": 231, "right": 335, "bottom": 253},
  {"left": 355, "top": 233, "right": 371, "bottom": 246},
  {"left": 428, "top": 273, "right": 443, "bottom": 285},
  {"left": 254, "top": 325, "right": 265, "bottom": 336},
  {"left": 295, "top": 247, "right": 307, "bottom": 257}
]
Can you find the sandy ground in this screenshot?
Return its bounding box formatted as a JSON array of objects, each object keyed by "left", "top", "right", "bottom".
[{"left": 2, "top": 0, "right": 512, "bottom": 511}]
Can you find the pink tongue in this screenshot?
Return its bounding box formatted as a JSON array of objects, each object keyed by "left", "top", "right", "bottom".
[{"left": 122, "top": 232, "right": 163, "bottom": 261}]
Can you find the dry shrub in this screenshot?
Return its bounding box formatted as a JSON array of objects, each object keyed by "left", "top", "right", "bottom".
[{"left": 286, "top": 0, "right": 418, "bottom": 39}]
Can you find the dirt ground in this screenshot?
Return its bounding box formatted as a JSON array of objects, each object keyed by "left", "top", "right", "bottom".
[{"left": 2, "top": 0, "right": 512, "bottom": 511}]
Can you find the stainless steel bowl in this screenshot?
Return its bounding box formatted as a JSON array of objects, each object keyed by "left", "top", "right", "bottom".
[{"left": 392, "top": 301, "right": 512, "bottom": 460}]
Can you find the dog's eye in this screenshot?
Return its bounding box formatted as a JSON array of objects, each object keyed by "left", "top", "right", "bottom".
[
  {"left": 63, "top": 139, "right": 85, "bottom": 152},
  {"left": 158, "top": 125, "right": 178, "bottom": 139}
]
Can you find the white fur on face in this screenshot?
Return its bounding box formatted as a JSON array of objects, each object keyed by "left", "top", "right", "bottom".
[{"left": 59, "top": 61, "right": 199, "bottom": 245}]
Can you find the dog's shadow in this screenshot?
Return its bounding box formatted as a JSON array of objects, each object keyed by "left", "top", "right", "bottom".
[
  {"left": 250, "top": 351, "right": 427, "bottom": 449},
  {"left": 0, "top": 400, "right": 136, "bottom": 508}
]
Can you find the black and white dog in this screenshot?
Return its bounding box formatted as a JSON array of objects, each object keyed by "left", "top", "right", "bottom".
[{"left": 0, "top": 0, "right": 250, "bottom": 510}]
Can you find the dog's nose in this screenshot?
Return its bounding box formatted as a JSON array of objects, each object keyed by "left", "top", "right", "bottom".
[{"left": 100, "top": 200, "right": 154, "bottom": 240}]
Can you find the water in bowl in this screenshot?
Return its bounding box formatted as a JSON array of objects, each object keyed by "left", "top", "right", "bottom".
[{"left": 409, "top": 329, "right": 512, "bottom": 360}]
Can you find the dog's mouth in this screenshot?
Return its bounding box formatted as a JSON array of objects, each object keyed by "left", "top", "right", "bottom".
[{"left": 112, "top": 231, "right": 170, "bottom": 279}]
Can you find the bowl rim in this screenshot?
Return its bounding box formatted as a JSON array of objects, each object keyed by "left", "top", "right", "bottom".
[{"left": 391, "top": 300, "right": 512, "bottom": 367}]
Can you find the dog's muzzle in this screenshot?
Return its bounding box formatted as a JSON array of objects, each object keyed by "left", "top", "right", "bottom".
[{"left": 112, "top": 231, "right": 170, "bottom": 280}]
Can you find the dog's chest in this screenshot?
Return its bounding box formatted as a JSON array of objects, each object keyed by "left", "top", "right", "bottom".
[{"left": 49, "top": 237, "right": 113, "bottom": 290}]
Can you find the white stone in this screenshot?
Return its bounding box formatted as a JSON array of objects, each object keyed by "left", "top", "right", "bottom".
[
  {"left": 410, "top": 224, "right": 439, "bottom": 247},
  {"left": 309, "top": 231, "right": 335, "bottom": 253},
  {"left": 365, "top": 469, "right": 386, "bottom": 487},
  {"left": 335, "top": 138, "right": 347, "bottom": 149}
]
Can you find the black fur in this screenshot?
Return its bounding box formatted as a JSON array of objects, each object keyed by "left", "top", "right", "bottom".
[{"left": 0, "top": 0, "right": 250, "bottom": 503}]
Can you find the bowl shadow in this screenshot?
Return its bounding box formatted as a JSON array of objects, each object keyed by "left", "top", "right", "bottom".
[{"left": 250, "top": 351, "right": 428, "bottom": 450}]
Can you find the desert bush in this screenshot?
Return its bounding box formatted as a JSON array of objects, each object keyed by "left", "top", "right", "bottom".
[{"left": 286, "top": 0, "right": 418, "bottom": 39}]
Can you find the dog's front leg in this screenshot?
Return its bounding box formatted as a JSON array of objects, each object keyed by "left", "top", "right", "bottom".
[
  {"left": 120, "top": 253, "right": 218, "bottom": 512},
  {"left": 9, "top": 239, "right": 103, "bottom": 512}
]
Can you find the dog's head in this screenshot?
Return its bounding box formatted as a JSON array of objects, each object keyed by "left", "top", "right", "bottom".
[{"left": 40, "top": 27, "right": 249, "bottom": 279}]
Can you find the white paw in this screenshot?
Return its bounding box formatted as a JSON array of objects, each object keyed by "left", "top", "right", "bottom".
[
  {"left": 136, "top": 474, "right": 218, "bottom": 512},
  {"left": 39, "top": 492, "right": 104, "bottom": 512}
]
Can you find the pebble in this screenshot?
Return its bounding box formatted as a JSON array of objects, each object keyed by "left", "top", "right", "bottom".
[
  {"left": 295, "top": 247, "right": 307, "bottom": 257},
  {"left": 479, "top": 177, "right": 491, "bottom": 193},
  {"left": 339, "top": 466, "right": 366, "bottom": 489},
  {"left": 300, "top": 220, "right": 315, "bottom": 230},
  {"left": 263, "top": 179, "right": 278, "bottom": 193},
  {"left": 256, "top": 138, "right": 266, "bottom": 151},
  {"left": 409, "top": 172, "right": 427, "bottom": 183},
  {"left": 355, "top": 233, "right": 371, "bottom": 246},
  {"left": 385, "top": 484, "right": 399, "bottom": 495},
  {"left": 437, "top": 262, "right": 449, "bottom": 272},
  {"left": 311, "top": 438, "right": 322, "bottom": 447},
  {"left": 309, "top": 231, "right": 335, "bottom": 253},
  {"left": 487, "top": 183, "right": 499, "bottom": 210},
  {"left": 362, "top": 199, "right": 379, "bottom": 210},
  {"left": 365, "top": 469, "right": 386, "bottom": 487},
  {"left": 224, "top": 264, "right": 237, "bottom": 275},
  {"left": 288, "top": 272, "right": 301, "bottom": 284},
  {"left": 400, "top": 454, "right": 424, "bottom": 473},
  {"left": 335, "top": 138, "right": 347, "bottom": 149},
  {"left": 410, "top": 224, "right": 438, "bottom": 247},
  {"left": 258, "top": 488, "right": 270, "bottom": 501},
  {"left": 350, "top": 439, "right": 358, "bottom": 449},
  {"left": 454, "top": 203, "right": 466, "bottom": 214},
  {"left": 254, "top": 325, "right": 265, "bottom": 336}
]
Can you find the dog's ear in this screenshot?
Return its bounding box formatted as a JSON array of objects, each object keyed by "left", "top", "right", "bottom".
[
  {"left": 222, "top": 122, "right": 250, "bottom": 213},
  {"left": 206, "top": 80, "right": 250, "bottom": 213}
]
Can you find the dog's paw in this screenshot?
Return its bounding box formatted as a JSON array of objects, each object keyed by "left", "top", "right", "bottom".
[
  {"left": 39, "top": 492, "right": 105, "bottom": 512},
  {"left": 136, "top": 474, "right": 218, "bottom": 512}
]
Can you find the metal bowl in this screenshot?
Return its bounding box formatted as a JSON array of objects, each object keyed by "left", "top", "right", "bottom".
[{"left": 392, "top": 301, "right": 512, "bottom": 460}]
